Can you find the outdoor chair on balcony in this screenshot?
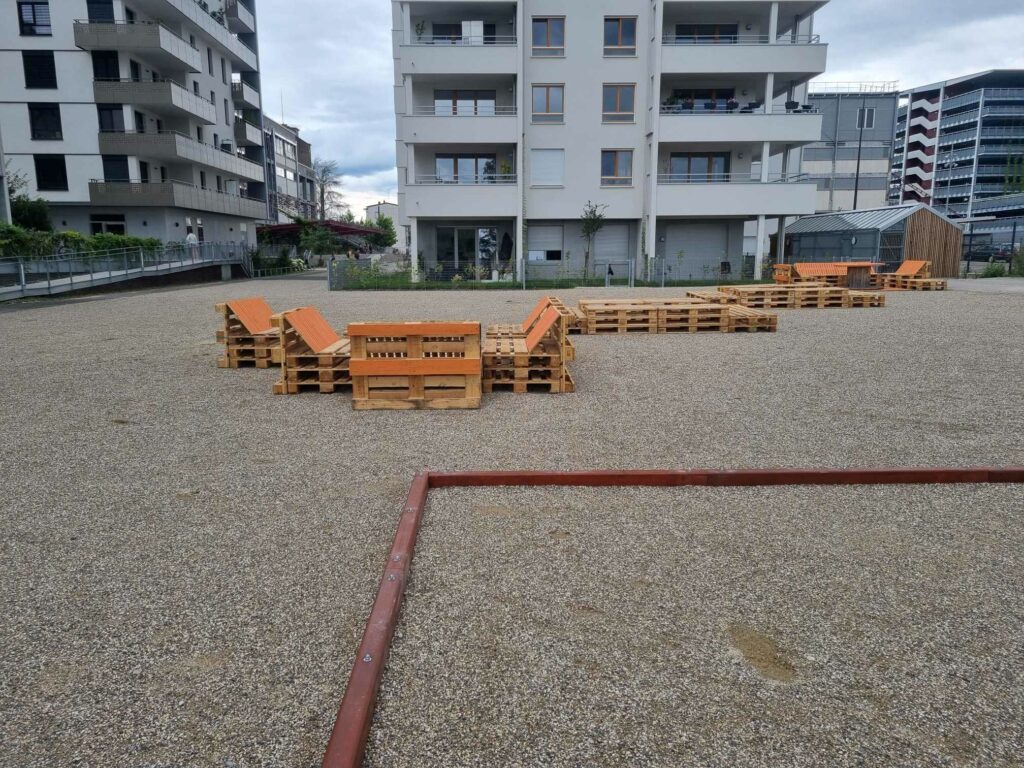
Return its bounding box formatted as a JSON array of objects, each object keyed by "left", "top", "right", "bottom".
[
  {"left": 703, "top": 101, "right": 716, "bottom": 111},
  {"left": 785, "top": 100, "right": 800, "bottom": 112},
  {"left": 726, "top": 99, "right": 740, "bottom": 112}
]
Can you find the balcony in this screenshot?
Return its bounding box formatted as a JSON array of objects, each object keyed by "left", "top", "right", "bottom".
[
  {"left": 405, "top": 175, "right": 518, "bottom": 218},
  {"left": 93, "top": 79, "right": 217, "bottom": 124},
  {"left": 402, "top": 105, "right": 517, "bottom": 143},
  {"left": 656, "top": 174, "right": 816, "bottom": 216},
  {"left": 224, "top": 0, "right": 255, "bottom": 34},
  {"left": 231, "top": 81, "right": 260, "bottom": 110},
  {"left": 661, "top": 36, "right": 827, "bottom": 78},
  {"left": 73, "top": 21, "right": 202, "bottom": 72},
  {"left": 128, "top": 0, "right": 259, "bottom": 71},
  {"left": 234, "top": 118, "right": 263, "bottom": 146},
  {"left": 89, "top": 179, "right": 267, "bottom": 219},
  {"left": 659, "top": 108, "right": 822, "bottom": 145},
  {"left": 400, "top": 38, "right": 518, "bottom": 75},
  {"left": 98, "top": 131, "right": 265, "bottom": 182}
]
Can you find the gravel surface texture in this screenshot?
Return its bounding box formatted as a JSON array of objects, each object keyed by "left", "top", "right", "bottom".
[
  {"left": 0, "top": 274, "right": 1022, "bottom": 766},
  {"left": 370, "top": 484, "right": 1024, "bottom": 768}
]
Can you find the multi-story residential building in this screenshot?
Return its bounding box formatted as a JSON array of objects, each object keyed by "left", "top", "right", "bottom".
[
  {"left": 263, "top": 116, "right": 317, "bottom": 222},
  {"left": 889, "top": 70, "right": 1024, "bottom": 246},
  {"left": 391, "top": 0, "right": 828, "bottom": 281},
  {"left": 0, "top": 0, "right": 266, "bottom": 244},
  {"left": 802, "top": 82, "right": 898, "bottom": 212}
]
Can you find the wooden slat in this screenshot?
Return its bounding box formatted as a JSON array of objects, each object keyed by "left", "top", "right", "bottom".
[
  {"left": 349, "top": 358, "right": 481, "bottom": 376},
  {"left": 225, "top": 296, "right": 275, "bottom": 334},
  {"left": 347, "top": 322, "right": 480, "bottom": 337},
  {"left": 285, "top": 307, "right": 342, "bottom": 354}
]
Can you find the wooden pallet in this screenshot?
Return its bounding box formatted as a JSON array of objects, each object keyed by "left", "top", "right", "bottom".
[
  {"left": 270, "top": 307, "right": 351, "bottom": 394},
  {"left": 847, "top": 291, "right": 887, "bottom": 308},
  {"left": 348, "top": 322, "right": 482, "bottom": 410},
  {"left": 215, "top": 298, "right": 281, "bottom": 369},
  {"left": 658, "top": 304, "right": 732, "bottom": 333},
  {"left": 483, "top": 370, "right": 575, "bottom": 394},
  {"left": 727, "top": 305, "right": 779, "bottom": 332},
  {"left": 685, "top": 290, "right": 739, "bottom": 305},
  {"left": 483, "top": 306, "right": 576, "bottom": 394},
  {"left": 903, "top": 278, "right": 947, "bottom": 291},
  {"left": 718, "top": 284, "right": 864, "bottom": 310}
]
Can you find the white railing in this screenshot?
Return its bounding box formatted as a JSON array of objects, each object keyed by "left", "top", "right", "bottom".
[
  {"left": 661, "top": 33, "right": 820, "bottom": 45},
  {"left": 413, "top": 104, "right": 516, "bottom": 116},
  {"left": 410, "top": 35, "right": 517, "bottom": 46},
  {"left": 414, "top": 173, "right": 517, "bottom": 185},
  {"left": 658, "top": 172, "right": 809, "bottom": 184},
  {"left": 660, "top": 103, "right": 820, "bottom": 115}
]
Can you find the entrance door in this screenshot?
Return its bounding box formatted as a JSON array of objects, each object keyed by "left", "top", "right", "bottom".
[
  {"left": 435, "top": 227, "right": 498, "bottom": 278},
  {"left": 437, "top": 227, "right": 457, "bottom": 278},
  {"left": 457, "top": 228, "right": 476, "bottom": 274}
]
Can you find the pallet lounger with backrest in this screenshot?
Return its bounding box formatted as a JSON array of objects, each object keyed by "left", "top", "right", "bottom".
[
  {"left": 483, "top": 306, "right": 576, "bottom": 394},
  {"left": 486, "top": 296, "right": 576, "bottom": 362},
  {"left": 875, "top": 260, "right": 931, "bottom": 290},
  {"left": 215, "top": 297, "right": 280, "bottom": 368},
  {"left": 270, "top": 307, "right": 351, "bottom": 394},
  {"left": 348, "top": 322, "right": 482, "bottom": 410}
]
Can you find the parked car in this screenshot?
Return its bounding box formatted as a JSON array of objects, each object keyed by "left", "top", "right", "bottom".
[{"left": 965, "top": 244, "right": 1012, "bottom": 262}]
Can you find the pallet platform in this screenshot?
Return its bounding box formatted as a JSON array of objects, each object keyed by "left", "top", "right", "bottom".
[
  {"left": 271, "top": 307, "right": 351, "bottom": 395},
  {"left": 215, "top": 298, "right": 280, "bottom": 369},
  {"left": 685, "top": 290, "right": 739, "bottom": 305},
  {"left": 348, "top": 322, "right": 482, "bottom": 410},
  {"left": 727, "top": 305, "right": 779, "bottom": 332},
  {"left": 847, "top": 291, "right": 887, "bottom": 308}
]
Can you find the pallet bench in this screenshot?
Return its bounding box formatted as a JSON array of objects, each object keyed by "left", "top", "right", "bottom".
[
  {"left": 484, "top": 306, "right": 575, "bottom": 394},
  {"left": 270, "top": 307, "right": 351, "bottom": 394},
  {"left": 215, "top": 297, "right": 280, "bottom": 369},
  {"left": 847, "top": 290, "right": 887, "bottom": 308},
  {"left": 348, "top": 322, "right": 482, "bottom": 410}
]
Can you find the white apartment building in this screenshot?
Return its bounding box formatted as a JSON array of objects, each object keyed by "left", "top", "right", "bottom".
[
  {"left": 392, "top": 0, "right": 828, "bottom": 281},
  {"left": 0, "top": 0, "right": 266, "bottom": 244}
]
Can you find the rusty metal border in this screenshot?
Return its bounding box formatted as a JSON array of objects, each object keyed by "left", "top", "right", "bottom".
[{"left": 321, "top": 466, "right": 1024, "bottom": 767}]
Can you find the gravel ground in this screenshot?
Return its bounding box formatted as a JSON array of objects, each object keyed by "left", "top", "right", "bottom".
[
  {"left": 0, "top": 274, "right": 1022, "bottom": 766},
  {"left": 370, "top": 484, "right": 1024, "bottom": 767}
]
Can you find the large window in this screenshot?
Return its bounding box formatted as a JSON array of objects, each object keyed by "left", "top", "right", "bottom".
[
  {"left": 28, "top": 103, "right": 62, "bottom": 140},
  {"left": 604, "top": 17, "right": 637, "bottom": 56},
  {"left": 433, "top": 89, "right": 497, "bottom": 116},
  {"left": 102, "top": 155, "right": 130, "bottom": 182},
  {"left": 532, "top": 17, "right": 564, "bottom": 56},
  {"left": 856, "top": 107, "right": 876, "bottom": 130},
  {"left": 97, "top": 104, "right": 125, "bottom": 132},
  {"left": 22, "top": 51, "right": 57, "bottom": 89},
  {"left": 601, "top": 150, "right": 633, "bottom": 186},
  {"left": 673, "top": 24, "right": 739, "bottom": 44},
  {"left": 602, "top": 84, "right": 635, "bottom": 123},
  {"left": 530, "top": 149, "right": 564, "bottom": 187},
  {"left": 86, "top": 0, "right": 115, "bottom": 23},
  {"left": 91, "top": 51, "right": 120, "bottom": 80},
  {"left": 532, "top": 85, "right": 564, "bottom": 123},
  {"left": 33, "top": 154, "right": 67, "bottom": 191},
  {"left": 667, "top": 88, "right": 737, "bottom": 112},
  {"left": 90, "top": 213, "right": 126, "bottom": 235},
  {"left": 18, "top": 2, "right": 51, "bottom": 36},
  {"left": 435, "top": 154, "right": 498, "bottom": 183},
  {"left": 669, "top": 152, "right": 731, "bottom": 181}
]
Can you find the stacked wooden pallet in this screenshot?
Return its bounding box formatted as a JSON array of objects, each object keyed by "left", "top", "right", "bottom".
[
  {"left": 348, "top": 322, "right": 482, "bottom": 410},
  {"left": 685, "top": 289, "right": 739, "bottom": 305},
  {"left": 271, "top": 307, "right": 351, "bottom": 394},
  {"left": 577, "top": 298, "right": 777, "bottom": 334},
  {"left": 848, "top": 291, "right": 887, "bottom": 308},
  {"left": 717, "top": 284, "right": 877, "bottom": 309},
  {"left": 901, "top": 278, "right": 947, "bottom": 291},
  {"left": 215, "top": 297, "right": 280, "bottom": 369},
  {"left": 728, "top": 305, "right": 779, "bottom": 332},
  {"left": 484, "top": 297, "right": 575, "bottom": 393}
]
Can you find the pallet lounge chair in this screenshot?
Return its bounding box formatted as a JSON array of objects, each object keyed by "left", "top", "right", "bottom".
[
  {"left": 486, "top": 296, "right": 576, "bottom": 362},
  {"left": 215, "top": 297, "right": 280, "bottom": 369},
  {"left": 270, "top": 307, "right": 351, "bottom": 394},
  {"left": 875, "top": 260, "right": 932, "bottom": 290},
  {"left": 483, "top": 306, "right": 576, "bottom": 394},
  {"left": 348, "top": 322, "right": 482, "bottom": 410}
]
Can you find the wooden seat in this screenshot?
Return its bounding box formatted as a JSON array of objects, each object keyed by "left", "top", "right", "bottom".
[
  {"left": 483, "top": 306, "right": 575, "bottom": 394},
  {"left": 876, "top": 260, "right": 932, "bottom": 289},
  {"left": 215, "top": 296, "right": 280, "bottom": 369},
  {"left": 271, "top": 307, "right": 351, "bottom": 394}
]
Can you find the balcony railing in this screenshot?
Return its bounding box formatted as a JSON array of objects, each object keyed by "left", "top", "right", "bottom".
[
  {"left": 89, "top": 178, "right": 266, "bottom": 217},
  {"left": 97, "top": 129, "right": 264, "bottom": 180},
  {"left": 414, "top": 173, "right": 517, "bottom": 185},
  {"left": 409, "top": 34, "right": 517, "bottom": 46},
  {"left": 412, "top": 104, "right": 517, "bottom": 116},
  {"left": 661, "top": 33, "right": 820, "bottom": 45},
  {"left": 73, "top": 19, "right": 202, "bottom": 71},
  {"left": 658, "top": 172, "right": 808, "bottom": 184},
  {"left": 93, "top": 77, "right": 216, "bottom": 123}
]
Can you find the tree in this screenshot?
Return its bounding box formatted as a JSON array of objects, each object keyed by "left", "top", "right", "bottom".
[
  {"left": 579, "top": 201, "right": 608, "bottom": 278},
  {"left": 312, "top": 158, "right": 349, "bottom": 220},
  {"left": 367, "top": 215, "right": 397, "bottom": 251},
  {"left": 4, "top": 159, "right": 28, "bottom": 200},
  {"left": 11, "top": 197, "right": 51, "bottom": 231}
]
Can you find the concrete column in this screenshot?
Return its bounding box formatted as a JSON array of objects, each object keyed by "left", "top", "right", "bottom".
[
  {"left": 764, "top": 73, "right": 775, "bottom": 113},
  {"left": 515, "top": 215, "right": 524, "bottom": 283},
  {"left": 402, "top": 3, "right": 412, "bottom": 44},
  {"left": 777, "top": 216, "right": 788, "bottom": 263},
  {"left": 220, "top": 263, "right": 232, "bottom": 281},
  {"left": 754, "top": 214, "right": 767, "bottom": 280},
  {"left": 760, "top": 141, "right": 771, "bottom": 182},
  {"left": 768, "top": 2, "right": 779, "bottom": 41},
  {"left": 410, "top": 219, "right": 420, "bottom": 282}
]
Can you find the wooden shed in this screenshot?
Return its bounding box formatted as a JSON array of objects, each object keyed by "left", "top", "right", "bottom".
[{"left": 783, "top": 204, "right": 963, "bottom": 277}]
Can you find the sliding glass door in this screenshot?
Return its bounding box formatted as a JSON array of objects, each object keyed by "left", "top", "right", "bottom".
[{"left": 435, "top": 226, "right": 500, "bottom": 277}]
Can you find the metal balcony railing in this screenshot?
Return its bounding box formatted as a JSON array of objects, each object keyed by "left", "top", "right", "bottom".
[
  {"left": 413, "top": 104, "right": 517, "bottom": 116},
  {"left": 657, "top": 172, "right": 809, "bottom": 184},
  {"left": 414, "top": 173, "right": 517, "bottom": 185},
  {"left": 410, "top": 35, "right": 517, "bottom": 46},
  {"left": 661, "top": 33, "right": 820, "bottom": 45}
]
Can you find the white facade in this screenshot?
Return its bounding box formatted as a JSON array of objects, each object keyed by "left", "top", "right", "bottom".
[
  {"left": 0, "top": 0, "right": 266, "bottom": 244},
  {"left": 392, "top": 0, "right": 828, "bottom": 281}
]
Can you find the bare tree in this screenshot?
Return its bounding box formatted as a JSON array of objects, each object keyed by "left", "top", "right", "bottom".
[{"left": 312, "top": 158, "right": 349, "bottom": 220}]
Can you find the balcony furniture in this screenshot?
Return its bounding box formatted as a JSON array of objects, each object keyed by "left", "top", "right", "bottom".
[
  {"left": 726, "top": 99, "right": 739, "bottom": 112},
  {"left": 785, "top": 100, "right": 800, "bottom": 112},
  {"left": 703, "top": 101, "right": 715, "bottom": 111}
]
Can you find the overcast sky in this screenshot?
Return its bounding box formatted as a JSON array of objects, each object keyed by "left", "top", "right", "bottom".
[{"left": 256, "top": 0, "right": 1024, "bottom": 217}]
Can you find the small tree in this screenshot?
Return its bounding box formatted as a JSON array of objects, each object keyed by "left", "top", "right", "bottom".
[
  {"left": 579, "top": 201, "right": 608, "bottom": 278},
  {"left": 312, "top": 158, "right": 350, "bottom": 220},
  {"left": 4, "top": 159, "right": 28, "bottom": 200},
  {"left": 367, "top": 215, "right": 397, "bottom": 251}
]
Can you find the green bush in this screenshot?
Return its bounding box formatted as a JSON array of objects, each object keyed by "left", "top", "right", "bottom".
[
  {"left": 0, "top": 225, "right": 164, "bottom": 259},
  {"left": 980, "top": 262, "right": 1007, "bottom": 278},
  {"left": 86, "top": 233, "right": 162, "bottom": 254},
  {"left": 10, "top": 197, "right": 51, "bottom": 231}
]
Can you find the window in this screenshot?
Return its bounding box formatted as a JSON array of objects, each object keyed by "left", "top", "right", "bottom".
[
  {"left": 433, "top": 89, "right": 497, "bottom": 116},
  {"left": 673, "top": 24, "right": 738, "bottom": 44},
  {"left": 210, "top": 90, "right": 215, "bottom": 106},
  {"left": 200, "top": 171, "right": 207, "bottom": 189},
  {"left": 33, "top": 154, "right": 67, "bottom": 191},
  {"left": 221, "top": 58, "right": 227, "bottom": 85},
  {"left": 275, "top": 165, "right": 285, "bottom": 178},
  {"left": 86, "top": 0, "right": 115, "bottom": 23},
  {"left": 139, "top": 161, "right": 149, "bottom": 183},
  {"left": 532, "top": 85, "right": 564, "bottom": 123},
  {"left": 604, "top": 17, "right": 637, "bottom": 56},
  {"left": 603, "top": 84, "right": 635, "bottom": 122},
  {"left": 196, "top": 126, "right": 203, "bottom": 143},
  {"left": 207, "top": 47, "right": 213, "bottom": 75},
  {"left": 224, "top": 98, "right": 231, "bottom": 125},
  {"left": 134, "top": 110, "right": 145, "bottom": 133},
  {"left": 22, "top": 51, "right": 57, "bottom": 89},
  {"left": 856, "top": 107, "right": 875, "bottom": 130},
  {"left": 601, "top": 150, "right": 633, "bottom": 186},
  {"left": 90, "top": 214, "right": 126, "bottom": 235},
  {"left": 123, "top": 7, "right": 134, "bottom": 23},
  {"left": 97, "top": 104, "right": 124, "bottom": 132},
  {"left": 91, "top": 51, "right": 119, "bottom": 80},
  {"left": 528, "top": 225, "right": 563, "bottom": 262},
  {"left": 18, "top": 2, "right": 51, "bottom": 36},
  {"left": 668, "top": 152, "right": 730, "bottom": 182},
  {"left": 216, "top": 175, "right": 223, "bottom": 192},
  {"left": 432, "top": 23, "right": 462, "bottom": 42},
  {"left": 532, "top": 17, "right": 564, "bottom": 56},
  {"left": 531, "top": 149, "right": 564, "bottom": 187},
  {"left": 667, "top": 88, "right": 736, "bottom": 112},
  {"left": 102, "top": 155, "right": 129, "bottom": 182},
  {"left": 28, "top": 103, "right": 62, "bottom": 140},
  {"left": 434, "top": 154, "right": 497, "bottom": 183}
]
